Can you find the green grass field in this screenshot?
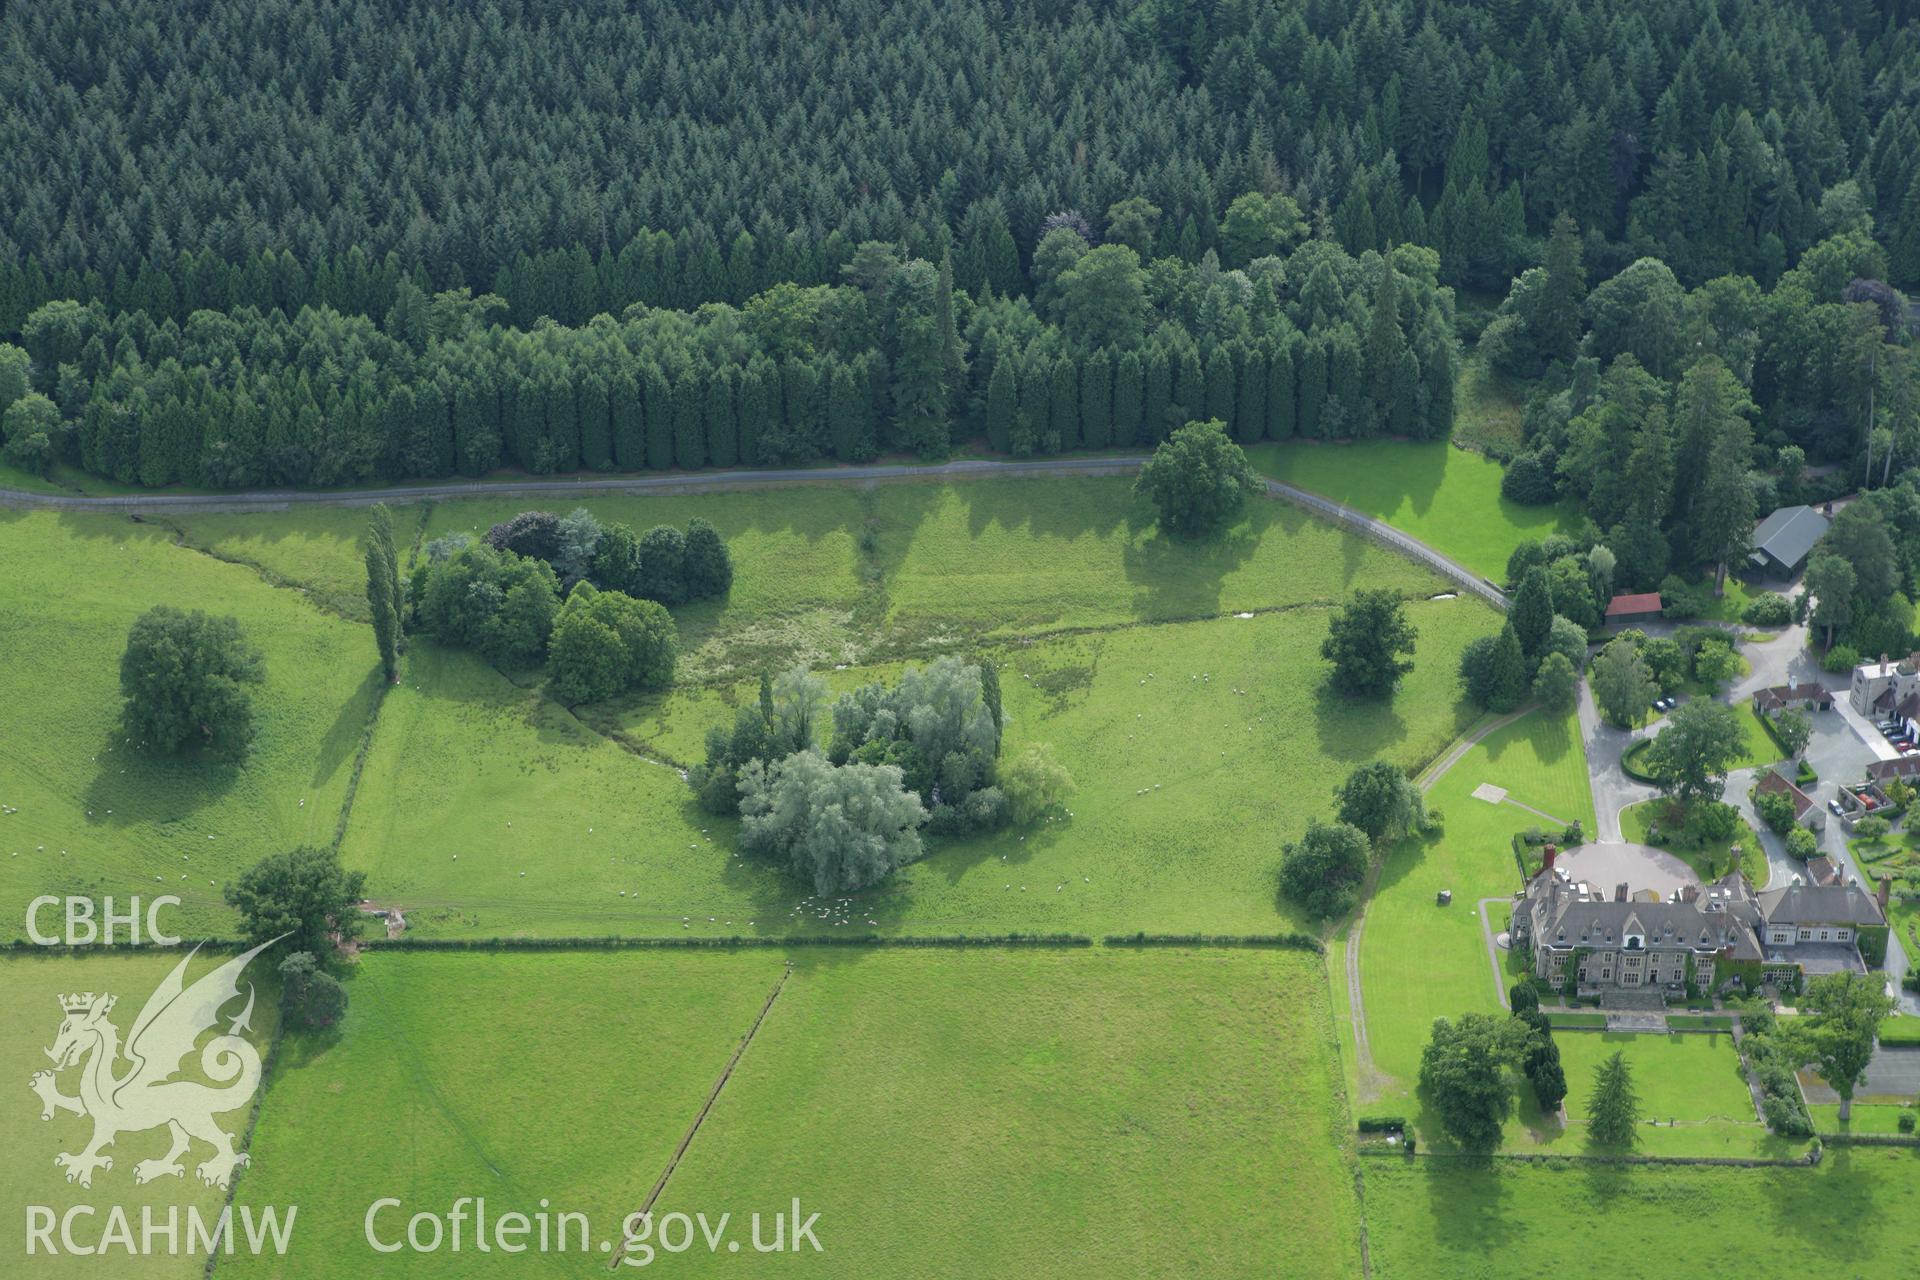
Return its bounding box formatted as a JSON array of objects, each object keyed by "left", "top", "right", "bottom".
[
  {"left": 1362, "top": 1147, "right": 1920, "bottom": 1279},
  {"left": 352, "top": 595, "right": 1495, "bottom": 939},
  {"left": 1250, "top": 440, "right": 1582, "bottom": 584},
  {"left": 1356, "top": 708, "right": 1594, "bottom": 1106},
  {"left": 0, "top": 511, "right": 380, "bottom": 942},
  {"left": 224, "top": 947, "right": 1360, "bottom": 1279},
  {"left": 0, "top": 950, "right": 280, "bottom": 1280},
  {"left": 1554, "top": 1031, "right": 1755, "bottom": 1130}
]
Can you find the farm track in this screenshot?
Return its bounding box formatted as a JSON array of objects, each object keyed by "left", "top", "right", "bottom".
[{"left": 0, "top": 455, "right": 1504, "bottom": 606}]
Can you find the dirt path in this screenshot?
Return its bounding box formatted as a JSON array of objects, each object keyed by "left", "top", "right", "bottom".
[{"left": 1, "top": 455, "right": 1504, "bottom": 607}]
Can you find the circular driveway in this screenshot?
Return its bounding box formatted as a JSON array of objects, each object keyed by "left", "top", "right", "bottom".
[{"left": 1552, "top": 841, "right": 1700, "bottom": 899}]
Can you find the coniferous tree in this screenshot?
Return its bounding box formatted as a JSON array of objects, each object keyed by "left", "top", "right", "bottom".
[
  {"left": 1111, "top": 349, "right": 1144, "bottom": 447},
  {"left": 1080, "top": 349, "right": 1112, "bottom": 450},
  {"left": 986, "top": 356, "right": 1018, "bottom": 454}
]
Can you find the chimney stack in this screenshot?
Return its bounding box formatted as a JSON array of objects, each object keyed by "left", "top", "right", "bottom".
[
  {"left": 1541, "top": 844, "right": 1557, "bottom": 877},
  {"left": 1615, "top": 882, "right": 1628, "bottom": 902},
  {"left": 1880, "top": 875, "right": 1893, "bottom": 911}
]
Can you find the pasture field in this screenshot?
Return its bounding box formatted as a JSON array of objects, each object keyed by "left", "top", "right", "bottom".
[
  {"left": 226, "top": 949, "right": 784, "bottom": 1280},
  {"left": 1, "top": 950, "right": 280, "bottom": 1280},
  {"left": 0, "top": 511, "right": 381, "bottom": 943},
  {"left": 1355, "top": 708, "right": 1595, "bottom": 1104},
  {"left": 1362, "top": 1147, "right": 1920, "bottom": 1280},
  {"left": 352, "top": 595, "right": 1495, "bottom": 939},
  {"left": 1250, "top": 440, "right": 1582, "bottom": 585},
  {"left": 226, "top": 946, "right": 1359, "bottom": 1280}
]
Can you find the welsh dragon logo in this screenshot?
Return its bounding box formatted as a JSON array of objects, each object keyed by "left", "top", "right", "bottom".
[{"left": 28, "top": 937, "right": 282, "bottom": 1190}]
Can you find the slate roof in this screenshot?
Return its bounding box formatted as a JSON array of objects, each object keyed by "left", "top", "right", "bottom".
[
  {"left": 1757, "top": 882, "right": 1886, "bottom": 927},
  {"left": 1753, "top": 682, "right": 1831, "bottom": 711},
  {"left": 1867, "top": 757, "right": 1920, "bottom": 782},
  {"left": 1749, "top": 505, "right": 1830, "bottom": 570},
  {"left": 1754, "top": 769, "right": 1817, "bottom": 819},
  {"left": 1525, "top": 873, "right": 1762, "bottom": 960}
]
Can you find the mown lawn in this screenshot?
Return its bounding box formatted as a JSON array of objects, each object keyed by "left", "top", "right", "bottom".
[
  {"left": 1553, "top": 1031, "right": 1755, "bottom": 1130},
  {"left": 1249, "top": 440, "right": 1582, "bottom": 585},
  {"left": 0, "top": 950, "right": 279, "bottom": 1280},
  {"left": 358, "top": 595, "right": 1496, "bottom": 939},
  {"left": 1363, "top": 1147, "right": 1920, "bottom": 1280},
  {"left": 1358, "top": 708, "right": 1595, "bottom": 1104},
  {"left": 0, "top": 511, "right": 381, "bottom": 942}
]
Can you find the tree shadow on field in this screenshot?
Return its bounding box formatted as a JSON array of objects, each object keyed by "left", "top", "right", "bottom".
[
  {"left": 82, "top": 726, "right": 245, "bottom": 833},
  {"left": 1311, "top": 680, "right": 1410, "bottom": 766},
  {"left": 311, "top": 664, "right": 383, "bottom": 789},
  {"left": 1120, "top": 518, "right": 1260, "bottom": 621}
]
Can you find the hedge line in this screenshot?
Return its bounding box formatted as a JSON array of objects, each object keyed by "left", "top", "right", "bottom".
[
  {"left": 1357, "top": 1116, "right": 1407, "bottom": 1133},
  {"left": 1372, "top": 1149, "right": 1815, "bottom": 1168},
  {"left": 1816, "top": 1132, "right": 1920, "bottom": 1147},
  {"left": 365, "top": 933, "right": 1095, "bottom": 952},
  {"left": 1100, "top": 931, "right": 1324, "bottom": 953}
]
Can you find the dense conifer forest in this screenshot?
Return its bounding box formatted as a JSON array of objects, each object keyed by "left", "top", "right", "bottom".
[{"left": 1, "top": 0, "right": 1917, "bottom": 487}]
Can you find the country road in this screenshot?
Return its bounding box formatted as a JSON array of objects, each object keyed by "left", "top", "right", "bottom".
[{"left": 0, "top": 455, "right": 1511, "bottom": 609}]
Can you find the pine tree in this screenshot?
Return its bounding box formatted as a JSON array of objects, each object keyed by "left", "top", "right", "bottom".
[
  {"left": 1235, "top": 346, "right": 1267, "bottom": 445},
  {"left": 1366, "top": 250, "right": 1404, "bottom": 432},
  {"left": 610, "top": 371, "right": 645, "bottom": 469},
  {"left": 643, "top": 364, "right": 675, "bottom": 470},
  {"left": 1080, "top": 348, "right": 1113, "bottom": 450},
  {"left": 738, "top": 356, "right": 775, "bottom": 466},
  {"left": 1511, "top": 566, "right": 1554, "bottom": 660},
  {"left": 935, "top": 251, "right": 968, "bottom": 400},
  {"left": 827, "top": 357, "right": 873, "bottom": 462},
  {"left": 672, "top": 371, "right": 705, "bottom": 469},
  {"left": 578, "top": 375, "right": 612, "bottom": 471},
  {"left": 1049, "top": 354, "right": 1080, "bottom": 452},
  {"left": 1112, "top": 349, "right": 1144, "bottom": 446},
  {"left": 1267, "top": 342, "right": 1296, "bottom": 439},
  {"left": 365, "top": 504, "right": 402, "bottom": 682},
  {"left": 705, "top": 365, "right": 738, "bottom": 468},
  {"left": 1486, "top": 624, "right": 1529, "bottom": 713},
  {"left": 1297, "top": 337, "right": 1329, "bottom": 438},
  {"left": 986, "top": 356, "right": 1018, "bottom": 454},
  {"left": 1586, "top": 1050, "right": 1640, "bottom": 1146},
  {"left": 1142, "top": 346, "right": 1174, "bottom": 443},
  {"left": 1204, "top": 346, "right": 1235, "bottom": 429},
  {"left": 1537, "top": 213, "right": 1586, "bottom": 363}
]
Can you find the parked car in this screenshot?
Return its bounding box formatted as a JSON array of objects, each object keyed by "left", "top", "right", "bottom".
[{"left": 1829, "top": 798, "right": 1846, "bottom": 816}]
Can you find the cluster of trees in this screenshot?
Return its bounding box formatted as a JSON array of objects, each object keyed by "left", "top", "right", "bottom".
[
  {"left": 118, "top": 606, "right": 265, "bottom": 754},
  {"left": 479, "top": 509, "right": 732, "bottom": 606},
  {"left": 3, "top": 231, "right": 1454, "bottom": 488},
  {"left": 9, "top": 0, "right": 1917, "bottom": 335},
  {"left": 1419, "top": 998, "right": 1637, "bottom": 1152},
  {"left": 692, "top": 659, "right": 1072, "bottom": 893},
  {"left": 1493, "top": 219, "right": 1920, "bottom": 601},
  {"left": 1457, "top": 569, "right": 1591, "bottom": 715},
  {"left": 1804, "top": 494, "right": 1918, "bottom": 660},
  {"left": 1507, "top": 983, "right": 1569, "bottom": 1116},
  {"left": 224, "top": 845, "right": 366, "bottom": 1030},
  {"left": 1281, "top": 761, "right": 1426, "bottom": 918},
  {"left": 1586, "top": 625, "right": 1740, "bottom": 727},
  {"left": 410, "top": 537, "right": 678, "bottom": 703}
]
